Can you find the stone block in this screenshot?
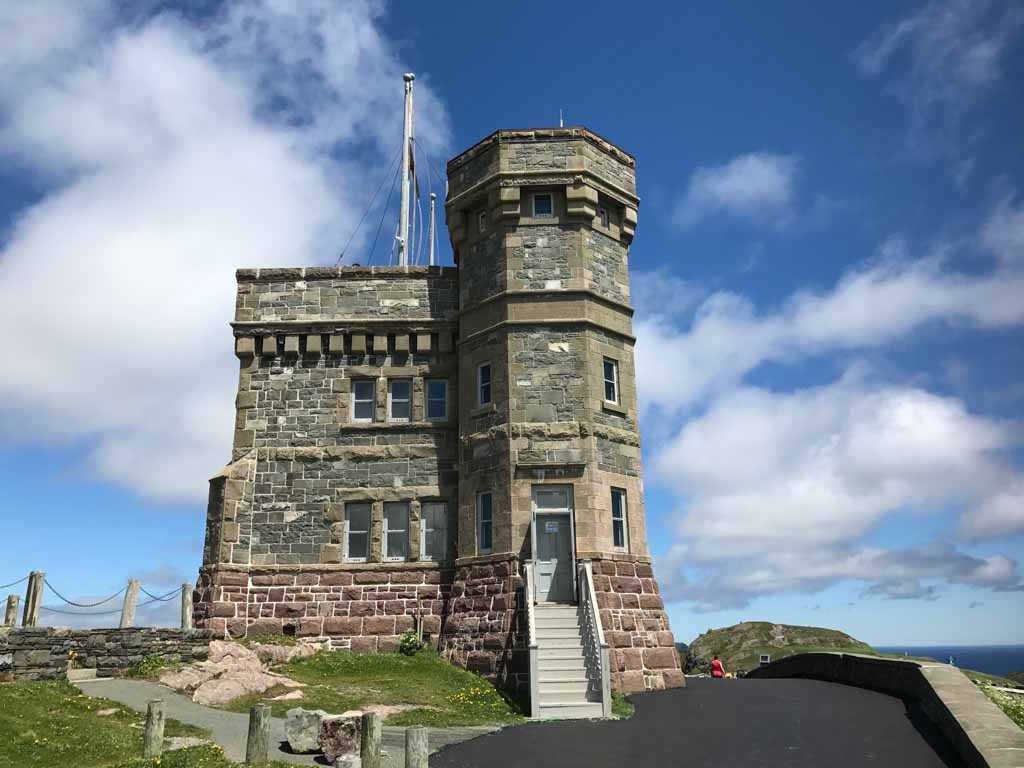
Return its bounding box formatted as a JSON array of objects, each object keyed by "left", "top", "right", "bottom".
[
  {"left": 611, "top": 577, "right": 642, "bottom": 593},
  {"left": 321, "top": 573, "right": 353, "bottom": 587},
  {"left": 319, "top": 714, "right": 361, "bottom": 763},
  {"left": 642, "top": 648, "right": 678, "bottom": 670},
  {"left": 321, "top": 544, "right": 342, "bottom": 563},
  {"left": 395, "top": 334, "right": 410, "bottom": 353},
  {"left": 617, "top": 670, "right": 646, "bottom": 694},
  {"left": 260, "top": 336, "right": 277, "bottom": 357},
  {"left": 324, "top": 617, "right": 362, "bottom": 635},
  {"left": 378, "top": 635, "right": 400, "bottom": 652},
  {"left": 354, "top": 572, "right": 389, "bottom": 585},
  {"left": 305, "top": 334, "right": 322, "bottom": 355},
  {"left": 235, "top": 337, "right": 255, "bottom": 358},
  {"left": 350, "top": 636, "right": 378, "bottom": 652},
  {"left": 639, "top": 594, "right": 664, "bottom": 610},
  {"left": 297, "top": 618, "right": 323, "bottom": 637},
  {"left": 662, "top": 669, "right": 686, "bottom": 689},
  {"left": 363, "top": 617, "right": 395, "bottom": 635},
  {"left": 372, "top": 335, "right": 387, "bottom": 353},
  {"left": 350, "top": 602, "right": 375, "bottom": 617},
  {"left": 329, "top": 335, "right": 345, "bottom": 354},
  {"left": 274, "top": 603, "right": 305, "bottom": 619},
  {"left": 284, "top": 336, "right": 300, "bottom": 355},
  {"left": 416, "top": 333, "right": 431, "bottom": 351},
  {"left": 286, "top": 708, "right": 327, "bottom": 753},
  {"left": 350, "top": 334, "right": 366, "bottom": 353}
]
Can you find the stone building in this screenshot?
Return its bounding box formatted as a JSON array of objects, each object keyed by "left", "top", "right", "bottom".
[{"left": 195, "top": 127, "right": 684, "bottom": 709}]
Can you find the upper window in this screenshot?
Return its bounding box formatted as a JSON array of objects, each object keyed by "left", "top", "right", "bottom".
[
  {"left": 603, "top": 358, "right": 619, "bottom": 404},
  {"left": 597, "top": 205, "right": 609, "bottom": 229},
  {"left": 477, "top": 362, "right": 492, "bottom": 406},
  {"left": 477, "top": 209, "right": 488, "bottom": 233},
  {"left": 352, "top": 380, "right": 376, "bottom": 422},
  {"left": 421, "top": 501, "right": 448, "bottom": 561},
  {"left": 344, "top": 502, "right": 371, "bottom": 562},
  {"left": 611, "top": 488, "right": 629, "bottom": 552},
  {"left": 383, "top": 502, "right": 409, "bottom": 562},
  {"left": 532, "top": 193, "right": 554, "bottom": 217},
  {"left": 426, "top": 379, "right": 448, "bottom": 421},
  {"left": 388, "top": 379, "right": 411, "bottom": 421},
  {"left": 477, "top": 492, "right": 493, "bottom": 553}
]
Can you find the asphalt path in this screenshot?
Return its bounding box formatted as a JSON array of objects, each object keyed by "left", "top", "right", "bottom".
[{"left": 431, "top": 678, "right": 964, "bottom": 768}]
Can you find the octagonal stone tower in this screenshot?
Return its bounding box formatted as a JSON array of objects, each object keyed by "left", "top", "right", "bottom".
[{"left": 442, "top": 128, "right": 684, "bottom": 694}]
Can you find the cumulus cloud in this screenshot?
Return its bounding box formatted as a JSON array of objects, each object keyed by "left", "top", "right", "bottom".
[
  {"left": 981, "top": 194, "right": 1024, "bottom": 265},
  {"left": 673, "top": 152, "right": 800, "bottom": 229},
  {"left": 0, "top": 1, "right": 451, "bottom": 501}
]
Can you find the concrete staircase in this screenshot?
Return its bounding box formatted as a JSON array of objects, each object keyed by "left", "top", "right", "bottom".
[{"left": 534, "top": 604, "right": 604, "bottom": 719}]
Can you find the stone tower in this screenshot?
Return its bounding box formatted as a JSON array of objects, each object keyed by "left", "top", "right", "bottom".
[{"left": 194, "top": 126, "right": 683, "bottom": 702}]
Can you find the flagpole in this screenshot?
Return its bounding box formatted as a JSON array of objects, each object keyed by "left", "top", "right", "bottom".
[{"left": 398, "top": 73, "right": 415, "bottom": 267}]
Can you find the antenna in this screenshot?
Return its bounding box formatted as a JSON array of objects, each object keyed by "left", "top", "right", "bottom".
[
  {"left": 559, "top": 109, "right": 564, "bottom": 128},
  {"left": 428, "top": 193, "right": 436, "bottom": 266},
  {"left": 398, "top": 73, "right": 415, "bottom": 267}
]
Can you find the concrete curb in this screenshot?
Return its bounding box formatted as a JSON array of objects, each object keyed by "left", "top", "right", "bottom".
[{"left": 747, "top": 653, "right": 1024, "bottom": 768}]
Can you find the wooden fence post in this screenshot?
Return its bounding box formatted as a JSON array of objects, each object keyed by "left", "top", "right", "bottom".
[
  {"left": 4, "top": 594, "right": 18, "bottom": 627},
  {"left": 119, "top": 579, "right": 140, "bottom": 629},
  {"left": 181, "top": 583, "right": 193, "bottom": 630},
  {"left": 245, "top": 703, "right": 271, "bottom": 764},
  {"left": 143, "top": 699, "right": 165, "bottom": 758},
  {"left": 22, "top": 571, "right": 43, "bottom": 627},
  {"left": 360, "top": 712, "right": 383, "bottom": 768},
  {"left": 405, "top": 726, "right": 429, "bottom": 768}
]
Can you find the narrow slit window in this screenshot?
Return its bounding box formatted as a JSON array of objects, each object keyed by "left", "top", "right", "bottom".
[
  {"left": 344, "top": 502, "right": 371, "bottom": 563},
  {"left": 477, "top": 492, "right": 493, "bottom": 553},
  {"left": 352, "top": 380, "right": 376, "bottom": 422},
  {"left": 597, "top": 205, "right": 609, "bottom": 228},
  {"left": 603, "top": 358, "right": 619, "bottom": 404},
  {"left": 388, "top": 379, "right": 411, "bottom": 421},
  {"left": 611, "top": 488, "right": 628, "bottom": 552},
  {"left": 421, "top": 501, "right": 448, "bottom": 562},
  {"left": 478, "top": 209, "right": 488, "bottom": 233},
  {"left": 533, "top": 193, "right": 553, "bottom": 217},
  {"left": 426, "top": 379, "right": 448, "bottom": 421},
  {"left": 383, "top": 502, "right": 409, "bottom": 562},
  {"left": 477, "top": 363, "right": 492, "bottom": 406}
]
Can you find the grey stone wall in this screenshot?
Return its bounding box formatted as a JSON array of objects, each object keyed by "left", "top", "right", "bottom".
[
  {"left": 505, "top": 139, "right": 576, "bottom": 172},
  {"left": 585, "top": 229, "right": 629, "bottom": 304},
  {"left": 510, "top": 327, "right": 586, "bottom": 425},
  {"left": 461, "top": 229, "right": 505, "bottom": 307},
  {"left": 513, "top": 225, "right": 574, "bottom": 290},
  {"left": 0, "top": 627, "right": 212, "bottom": 681}
]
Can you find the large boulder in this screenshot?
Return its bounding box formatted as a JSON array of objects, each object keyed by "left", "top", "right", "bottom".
[
  {"left": 192, "top": 669, "right": 286, "bottom": 706},
  {"left": 253, "top": 641, "right": 324, "bottom": 666},
  {"left": 285, "top": 708, "right": 327, "bottom": 754},
  {"left": 319, "top": 712, "right": 363, "bottom": 763}
]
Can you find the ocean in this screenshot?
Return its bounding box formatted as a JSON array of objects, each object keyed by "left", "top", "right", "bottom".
[{"left": 875, "top": 645, "right": 1024, "bottom": 677}]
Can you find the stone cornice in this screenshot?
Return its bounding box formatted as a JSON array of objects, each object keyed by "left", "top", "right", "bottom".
[
  {"left": 447, "top": 126, "right": 635, "bottom": 171},
  {"left": 231, "top": 318, "right": 458, "bottom": 335},
  {"left": 236, "top": 265, "right": 457, "bottom": 283},
  {"left": 459, "top": 317, "right": 636, "bottom": 346},
  {"left": 459, "top": 288, "right": 634, "bottom": 319},
  {"left": 445, "top": 167, "right": 640, "bottom": 211}
]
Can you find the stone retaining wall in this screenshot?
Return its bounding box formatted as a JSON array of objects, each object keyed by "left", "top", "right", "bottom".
[
  {"left": 0, "top": 627, "right": 212, "bottom": 681},
  {"left": 748, "top": 652, "right": 1024, "bottom": 768}
]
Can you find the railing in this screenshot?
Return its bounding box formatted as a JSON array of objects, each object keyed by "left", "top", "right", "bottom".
[
  {"left": 577, "top": 559, "right": 611, "bottom": 717},
  {"left": 522, "top": 560, "right": 540, "bottom": 717}
]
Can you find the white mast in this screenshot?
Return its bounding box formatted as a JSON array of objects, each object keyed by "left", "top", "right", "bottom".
[
  {"left": 428, "top": 192, "right": 436, "bottom": 266},
  {"left": 398, "top": 73, "right": 415, "bottom": 267}
]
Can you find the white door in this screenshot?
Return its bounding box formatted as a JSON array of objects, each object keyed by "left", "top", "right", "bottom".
[{"left": 533, "top": 486, "right": 575, "bottom": 603}]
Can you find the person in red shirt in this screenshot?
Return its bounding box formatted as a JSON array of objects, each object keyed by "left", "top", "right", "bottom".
[{"left": 710, "top": 655, "right": 725, "bottom": 678}]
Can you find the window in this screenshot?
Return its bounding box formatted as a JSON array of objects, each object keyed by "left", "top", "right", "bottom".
[
  {"left": 477, "top": 492, "right": 493, "bottom": 553},
  {"left": 426, "top": 379, "right": 448, "bottom": 421},
  {"left": 344, "top": 502, "right": 371, "bottom": 562},
  {"left": 603, "top": 358, "right": 619, "bottom": 404},
  {"left": 421, "top": 501, "right": 448, "bottom": 561},
  {"left": 597, "top": 205, "right": 609, "bottom": 228},
  {"left": 611, "top": 489, "right": 628, "bottom": 551},
  {"left": 533, "top": 193, "right": 553, "bottom": 217},
  {"left": 477, "top": 362, "right": 492, "bottom": 406},
  {"left": 383, "top": 502, "right": 409, "bottom": 562},
  {"left": 352, "top": 380, "right": 376, "bottom": 422},
  {"left": 388, "top": 379, "right": 411, "bottom": 421},
  {"left": 477, "top": 209, "right": 488, "bottom": 233}
]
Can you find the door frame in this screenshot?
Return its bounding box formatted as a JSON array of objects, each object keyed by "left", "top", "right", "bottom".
[{"left": 530, "top": 484, "right": 577, "bottom": 604}]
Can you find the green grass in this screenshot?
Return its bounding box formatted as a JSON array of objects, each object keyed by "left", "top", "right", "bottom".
[
  {"left": 125, "top": 655, "right": 182, "bottom": 680},
  {"left": 0, "top": 679, "right": 294, "bottom": 768},
  {"left": 611, "top": 693, "right": 634, "bottom": 719},
  {"left": 223, "top": 648, "right": 526, "bottom": 727},
  {"left": 980, "top": 685, "right": 1024, "bottom": 730},
  {"left": 237, "top": 634, "right": 301, "bottom": 649}
]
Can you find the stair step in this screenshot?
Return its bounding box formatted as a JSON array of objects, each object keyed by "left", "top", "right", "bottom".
[
  {"left": 537, "top": 637, "right": 582, "bottom": 649},
  {"left": 534, "top": 606, "right": 579, "bottom": 617},
  {"left": 538, "top": 681, "right": 590, "bottom": 695},
  {"left": 536, "top": 701, "right": 605, "bottom": 720},
  {"left": 534, "top": 617, "right": 580, "bottom": 629},
  {"left": 536, "top": 667, "right": 587, "bottom": 680},
  {"left": 534, "top": 627, "right": 581, "bottom": 639},
  {"left": 538, "top": 647, "right": 584, "bottom": 660}
]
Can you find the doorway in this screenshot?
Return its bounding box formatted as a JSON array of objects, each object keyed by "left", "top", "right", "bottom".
[{"left": 532, "top": 485, "right": 576, "bottom": 603}]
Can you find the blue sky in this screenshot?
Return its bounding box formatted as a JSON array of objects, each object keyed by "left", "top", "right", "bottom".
[{"left": 0, "top": 0, "right": 1021, "bottom": 644}]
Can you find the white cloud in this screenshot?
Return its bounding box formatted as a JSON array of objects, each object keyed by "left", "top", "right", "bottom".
[
  {"left": 981, "top": 194, "right": 1024, "bottom": 265},
  {"left": 629, "top": 269, "right": 703, "bottom": 318},
  {"left": 673, "top": 152, "right": 800, "bottom": 229},
  {"left": 0, "top": 1, "right": 451, "bottom": 501}
]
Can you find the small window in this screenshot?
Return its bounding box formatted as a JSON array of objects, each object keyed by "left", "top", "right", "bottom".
[
  {"left": 344, "top": 502, "right": 371, "bottom": 562},
  {"left": 611, "top": 489, "right": 628, "bottom": 552},
  {"left": 603, "top": 358, "right": 619, "bottom": 404},
  {"left": 477, "top": 363, "right": 492, "bottom": 406},
  {"left": 383, "top": 502, "right": 409, "bottom": 562},
  {"left": 421, "top": 501, "right": 448, "bottom": 561},
  {"left": 352, "top": 380, "right": 376, "bottom": 422},
  {"left": 533, "top": 193, "right": 553, "bottom": 217},
  {"left": 388, "top": 379, "right": 411, "bottom": 421},
  {"left": 477, "top": 492, "right": 493, "bottom": 553},
  {"left": 426, "top": 379, "right": 448, "bottom": 421},
  {"left": 477, "top": 209, "right": 488, "bottom": 233},
  {"left": 597, "top": 205, "right": 609, "bottom": 228}
]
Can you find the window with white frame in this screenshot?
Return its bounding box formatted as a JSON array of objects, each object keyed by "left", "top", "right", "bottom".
[
  {"left": 533, "top": 192, "right": 553, "bottom": 217},
  {"left": 344, "top": 502, "right": 371, "bottom": 562},
  {"left": 477, "top": 362, "right": 492, "bottom": 406},
  {"left": 388, "top": 379, "right": 411, "bottom": 421},
  {"left": 351, "top": 380, "right": 376, "bottom": 422},
  {"left": 383, "top": 502, "right": 409, "bottom": 562},
  {"left": 477, "top": 209, "right": 488, "bottom": 233},
  {"left": 426, "top": 379, "right": 448, "bottom": 421},
  {"left": 611, "top": 488, "right": 628, "bottom": 552},
  {"left": 477, "top": 492, "right": 493, "bottom": 553},
  {"left": 603, "top": 358, "right": 619, "bottom": 404},
  {"left": 597, "top": 205, "right": 609, "bottom": 229},
  {"left": 421, "top": 501, "right": 448, "bottom": 561}
]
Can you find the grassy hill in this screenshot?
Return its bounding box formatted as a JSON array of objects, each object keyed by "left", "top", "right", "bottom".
[{"left": 686, "top": 621, "right": 876, "bottom": 673}]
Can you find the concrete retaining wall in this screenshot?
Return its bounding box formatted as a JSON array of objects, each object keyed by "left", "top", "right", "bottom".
[
  {"left": 747, "top": 653, "right": 1024, "bottom": 768},
  {"left": 0, "top": 626, "right": 212, "bottom": 681}
]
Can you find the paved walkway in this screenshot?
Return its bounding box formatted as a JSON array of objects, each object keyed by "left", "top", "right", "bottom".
[
  {"left": 432, "top": 678, "right": 965, "bottom": 768},
  {"left": 75, "top": 678, "right": 496, "bottom": 766}
]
